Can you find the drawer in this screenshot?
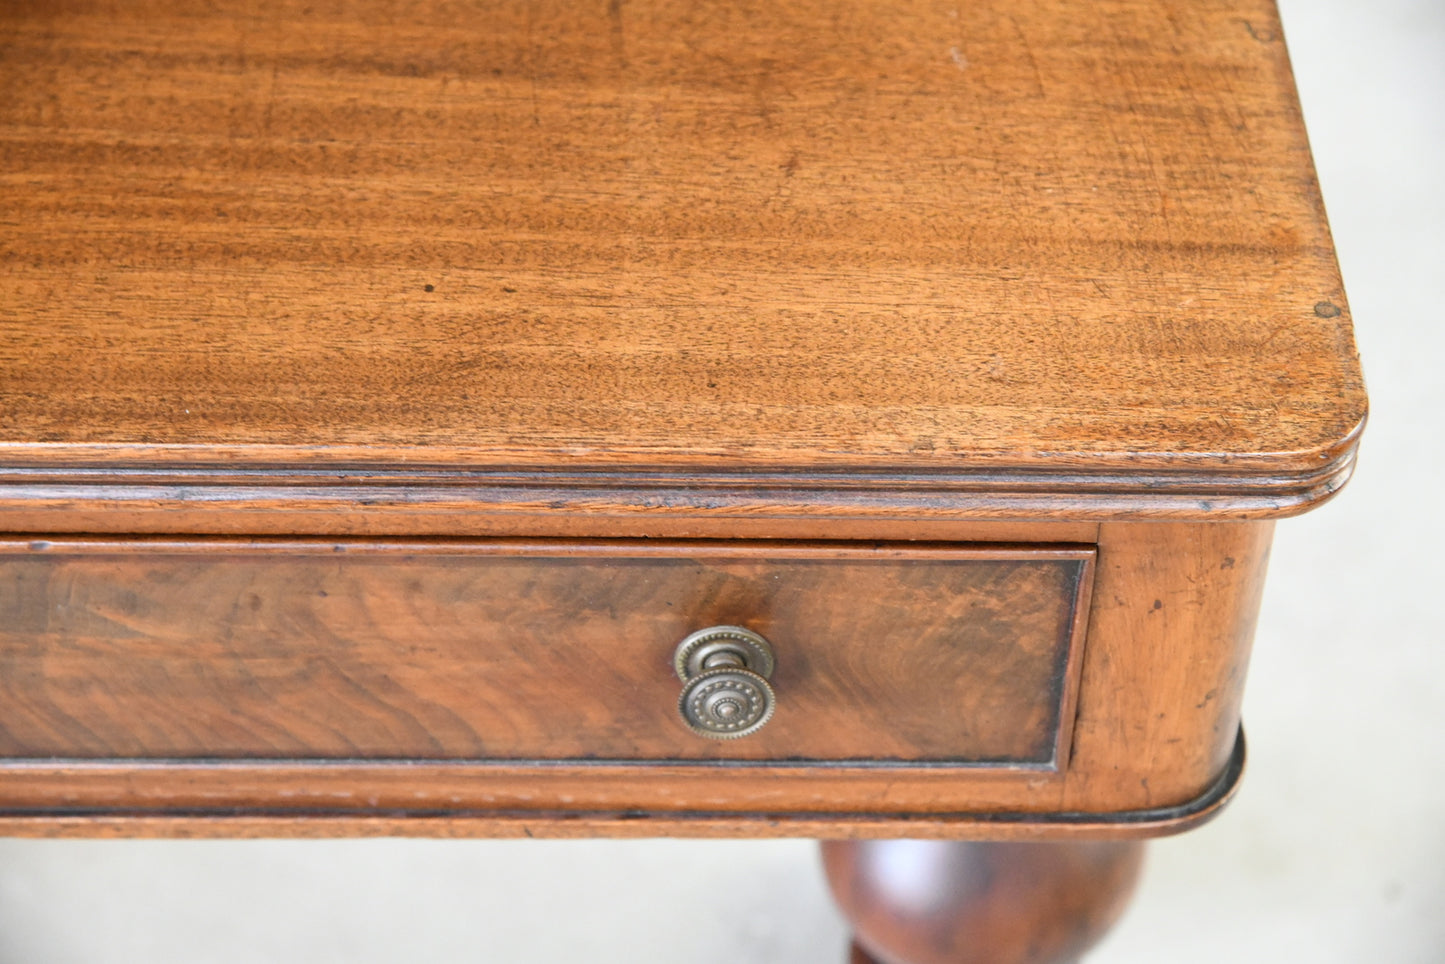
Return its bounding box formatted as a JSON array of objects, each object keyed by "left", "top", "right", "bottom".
[{"left": 0, "top": 539, "right": 1092, "bottom": 770}]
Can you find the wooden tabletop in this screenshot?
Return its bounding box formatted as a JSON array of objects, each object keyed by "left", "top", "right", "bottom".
[{"left": 0, "top": 0, "right": 1365, "bottom": 520}]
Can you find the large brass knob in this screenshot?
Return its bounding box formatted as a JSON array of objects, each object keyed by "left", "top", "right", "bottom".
[{"left": 673, "top": 626, "right": 777, "bottom": 739}]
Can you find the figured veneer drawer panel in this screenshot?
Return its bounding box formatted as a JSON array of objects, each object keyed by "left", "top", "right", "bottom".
[{"left": 0, "top": 540, "right": 1093, "bottom": 767}]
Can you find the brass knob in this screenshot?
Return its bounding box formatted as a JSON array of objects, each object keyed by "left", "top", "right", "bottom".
[{"left": 673, "top": 626, "right": 777, "bottom": 739}]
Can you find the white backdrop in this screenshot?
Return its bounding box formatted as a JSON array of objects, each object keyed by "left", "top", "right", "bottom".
[{"left": 0, "top": 1, "right": 1440, "bottom": 961}]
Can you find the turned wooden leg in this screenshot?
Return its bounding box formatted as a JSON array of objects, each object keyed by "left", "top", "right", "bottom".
[{"left": 821, "top": 840, "right": 1145, "bottom": 964}]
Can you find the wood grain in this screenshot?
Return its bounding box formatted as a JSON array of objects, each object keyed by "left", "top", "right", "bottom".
[
  {"left": 0, "top": 734, "right": 1243, "bottom": 837},
  {"left": 0, "top": 0, "right": 1353, "bottom": 850},
  {"left": 0, "top": 524, "right": 1264, "bottom": 827},
  {"left": 0, "top": 0, "right": 1364, "bottom": 520},
  {"left": 1062, "top": 521, "right": 1273, "bottom": 811},
  {"left": 0, "top": 539, "right": 1092, "bottom": 765}
]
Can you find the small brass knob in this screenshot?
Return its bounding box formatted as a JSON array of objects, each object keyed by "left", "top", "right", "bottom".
[{"left": 673, "top": 626, "right": 777, "bottom": 739}]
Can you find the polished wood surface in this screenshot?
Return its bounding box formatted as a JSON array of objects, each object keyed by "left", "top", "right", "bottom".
[
  {"left": 824, "top": 839, "right": 1145, "bottom": 964},
  {"left": 1063, "top": 521, "right": 1272, "bottom": 812},
  {"left": 0, "top": 2, "right": 1367, "bottom": 957},
  {"left": 0, "top": 0, "right": 1364, "bottom": 523},
  {"left": 0, "top": 522, "right": 1262, "bottom": 830},
  {"left": 0, "top": 771, "right": 1241, "bottom": 838},
  {"left": 0, "top": 539, "right": 1091, "bottom": 764}
]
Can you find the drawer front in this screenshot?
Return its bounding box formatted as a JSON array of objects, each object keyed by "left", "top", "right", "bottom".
[{"left": 0, "top": 539, "right": 1092, "bottom": 769}]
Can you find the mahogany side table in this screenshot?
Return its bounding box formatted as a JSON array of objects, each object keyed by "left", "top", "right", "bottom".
[{"left": 0, "top": 1, "right": 1365, "bottom": 961}]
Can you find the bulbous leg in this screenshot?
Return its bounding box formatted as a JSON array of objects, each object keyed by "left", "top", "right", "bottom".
[{"left": 821, "top": 839, "right": 1145, "bottom": 964}]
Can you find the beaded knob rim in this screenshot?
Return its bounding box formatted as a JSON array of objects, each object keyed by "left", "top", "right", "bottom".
[{"left": 677, "top": 667, "right": 777, "bottom": 739}]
